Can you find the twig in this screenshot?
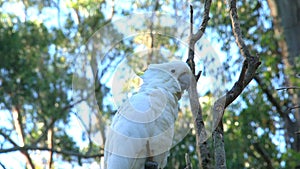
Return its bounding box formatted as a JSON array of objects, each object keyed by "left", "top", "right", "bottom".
[
  {"left": 289, "top": 105, "right": 300, "bottom": 111},
  {"left": 33, "top": 94, "right": 92, "bottom": 145},
  {"left": 187, "top": 0, "right": 212, "bottom": 76},
  {"left": 254, "top": 76, "right": 291, "bottom": 120},
  {"left": 276, "top": 86, "right": 300, "bottom": 91},
  {"left": 190, "top": 5, "right": 193, "bottom": 42},
  {"left": 196, "top": 71, "right": 202, "bottom": 83},
  {"left": 0, "top": 130, "right": 19, "bottom": 147},
  {"left": 0, "top": 162, "right": 6, "bottom": 169},
  {"left": 255, "top": 75, "right": 298, "bottom": 147},
  {"left": 187, "top": 4, "right": 196, "bottom": 75}
]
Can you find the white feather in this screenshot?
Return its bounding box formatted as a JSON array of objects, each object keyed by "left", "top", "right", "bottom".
[{"left": 104, "top": 61, "right": 192, "bottom": 169}]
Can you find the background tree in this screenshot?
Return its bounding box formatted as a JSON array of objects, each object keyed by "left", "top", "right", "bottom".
[
  {"left": 0, "top": 0, "right": 117, "bottom": 168},
  {"left": 0, "top": 0, "right": 299, "bottom": 168}
]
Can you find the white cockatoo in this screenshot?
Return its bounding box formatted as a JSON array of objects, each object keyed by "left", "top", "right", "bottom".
[{"left": 104, "top": 61, "right": 197, "bottom": 169}]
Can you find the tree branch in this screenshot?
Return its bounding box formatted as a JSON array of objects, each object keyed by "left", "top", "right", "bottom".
[
  {"left": 253, "top": 142, "right": 274, "bottom": 169},
  {"left": 10, "top": 106, "right": 35, "bottom": 169},
  {"left": 254, "top": 75, "right": 299, "bottom": 148},
  {"left": 186, "top": 2, "right": 212, "bottom": 169},
  {"left": 210, "top": 1, "right": 261, "bottom": 168},
  {"left": 229, "top": 0, "right": 251, "bottom": 59},
  {"left": 226, "top": 0, "right": 262, "bottom": 107},
  {"left": 213, "top": 121, "right": 226, "bottom": 169},
  {"left": 11, "top": 106, "right": 25, "bottom": 147},
  {"left": 217, "top": 0, "right": 262, "bottom": 113},
  {"left": 184, "top": 153, "right": 192, "bottom": 169},
  {"left": 0, "top": 146, "right": 103, "bottom": 159},
  {"left": 0, "top": 162, "right": 6, "bottom": 169},
  {"left": 276, "top": 86, "right": 300, "bottom": 91},
  {"left": 193, "top": 0, "right": 211, "bottom": 42},
  {"left": 187, "top": 0, "right": 212, "bottom": 76},
  {"left": 0, "top": 130, "right": 19, "bottom": 147},
  {"left": 33, "top": 95, "right": 89, "bottom": 145},
  {"left": 47, "top": 127, "right": 54, "bottom": 169},
  {"left": 289, "top": 105, "right": 300, "bottom": 111},
  {"left": 254, "top": 76, "right": 292, "bottom": 121}
]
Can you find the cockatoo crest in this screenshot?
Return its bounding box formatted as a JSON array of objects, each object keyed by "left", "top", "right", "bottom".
[{"left": 147, "top": 61, "right": 192, "bottom": 91}]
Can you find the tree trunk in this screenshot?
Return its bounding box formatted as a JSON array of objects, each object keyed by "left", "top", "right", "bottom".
[
  {"left": 11, "top": 106, "right": 35, "bottom": 169},
  {"left": 47, "top": 127, "right": 54, "bottom": 169},
  {"left": 267, "top": 0, "right": 300, "bottom": 161}
]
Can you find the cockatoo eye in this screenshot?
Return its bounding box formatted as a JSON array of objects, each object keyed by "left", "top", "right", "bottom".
[{"left": 171, "top": 69, "right": 175, "bottom": 73}]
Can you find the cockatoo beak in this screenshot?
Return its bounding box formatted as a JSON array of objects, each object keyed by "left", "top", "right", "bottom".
[
  {"left": 177, "top": 71, "right": 194, "bottom": 100},
  {"left": 178, "top": 72, "right": 192, "bottom": 91}
]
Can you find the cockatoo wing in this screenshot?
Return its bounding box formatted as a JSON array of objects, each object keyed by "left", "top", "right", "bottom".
[{"left": 105, "top": 88, "right": 178, "bottom": 169}]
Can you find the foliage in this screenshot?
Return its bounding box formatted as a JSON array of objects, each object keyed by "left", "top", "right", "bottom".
[{"left": 0, "top": 0, "right": 299, "bottom": 168}]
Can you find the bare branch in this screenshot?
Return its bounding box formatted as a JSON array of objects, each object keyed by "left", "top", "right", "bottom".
[
  {"left": 0, "top": 162, "right": 6, "bottom": 169},
  {"left": 0, "top": 146, "right": 103, "bottom": 159},
  {"left": 254, "top": 75, "right": 298, "bottom": 147},
  {"left": 289, "top": 105, "right": 300, "bottom": 111},
  {"left": 0, "top": 130, "right": 19, "bottom": 147},
  {"left": 190, "top": 4, "right": 193, "bottom": 41},
  {"left": 187, "top": 0, "right": 212, "bottom": 75},
  {"left": 223, "top": 0, "right": 262, "bottom": 109},
  {"left": 186, "top": 3, "right": 212, "bottom": 169},
  {"left": 196, "top": 70, "right": 202, "bottom": 82},
  {"left": 193, "top": 0, "right": 212, "bottom": 42},
  {"left": 254, "top": 76, "right": 290, "bottom": 119},
  {"left": 187, "top": 4, "right": 196, "bottom": 75},
  {"left": 229, "top": 0, "right": 251, "bottom": 59},
  {"left": 211, "top": 1, "right": 261, "bottom": 169},
  {"left": 33, "top": 94, "right": 91, "bottom": 145},
  {"left": 276, "top": 86, "right": 300, "bottom": 91}
]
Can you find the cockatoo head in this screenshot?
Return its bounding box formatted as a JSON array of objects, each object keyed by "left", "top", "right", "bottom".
[{"left": 145, "top": 61, "right": 194, "bottom": 99}]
